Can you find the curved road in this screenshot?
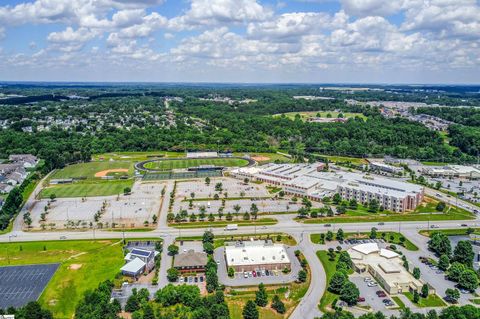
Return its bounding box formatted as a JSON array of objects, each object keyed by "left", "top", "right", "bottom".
[{"left": 3, "top": 177, "right": 480, "bottom": 318}]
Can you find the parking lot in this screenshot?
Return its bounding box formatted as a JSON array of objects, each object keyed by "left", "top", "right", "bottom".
[
  {"left": 0, "top": 263, "right": 60, "bottom": 308},
  {"left": 350, "top": 274, "right": 398, "bottom": 311},
  {"left": 213, "top": 245, "right": 302, "bottom": 286},
  {"left": 176, "top": 178, "right": 270, "bottom": 199},
  {"left": 29, "top": 181, "right": 164, "bottom": 229}
]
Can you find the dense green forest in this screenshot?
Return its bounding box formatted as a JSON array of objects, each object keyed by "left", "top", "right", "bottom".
[{"left": 0, "top": 85, "right": 479, "bottom": 171}]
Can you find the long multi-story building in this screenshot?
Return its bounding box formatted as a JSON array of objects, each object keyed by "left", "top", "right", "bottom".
[{"left": 231, "top": 163, "right": 424, "bottom": 212}]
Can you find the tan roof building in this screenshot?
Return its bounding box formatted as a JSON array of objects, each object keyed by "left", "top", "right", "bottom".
[
  {"left": 348, "top": 243, "right": 426, "bottom": 295},
  {"left": 173, "top": 249, "right": 208, "bottom": 272}
]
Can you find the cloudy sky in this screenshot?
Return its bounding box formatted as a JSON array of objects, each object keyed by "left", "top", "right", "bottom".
[{"left": 0, "top": 0, "right": 479, "bottom": 83}]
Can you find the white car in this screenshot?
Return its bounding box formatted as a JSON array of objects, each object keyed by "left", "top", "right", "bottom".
[
  {"left": 364, "top": 277, "right": 372, "bottom": 282},
  {"left": 243, "top": 272, "right": 248, "bottom": 278}
]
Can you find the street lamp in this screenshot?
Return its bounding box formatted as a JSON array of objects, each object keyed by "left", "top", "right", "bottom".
[{"left": 7, "top": 234, "right": 17, "bottom": 264}]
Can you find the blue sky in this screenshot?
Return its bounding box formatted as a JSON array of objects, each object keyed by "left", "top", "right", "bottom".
[{"left": 0, "top": 0, "right": 479, "bottom": 83}]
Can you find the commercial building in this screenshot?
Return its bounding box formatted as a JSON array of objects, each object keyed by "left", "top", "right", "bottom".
[
  {"left": 422, "top": 165, "right": 480, "bottom": 180},
  {"left": 173, "top": 250, "right": 208, "bottom": 273},
  {"left": 224, "top": 240, "right": 291, "bottom": 272},
  {"left": 348, "top": 243, "right": 425, "bottom": 295},
  {"left": 368, "top": 161, "right": 404, "bottom": 175},
  {"left": 121, "top": 248, "right": 158, "bottom": 278},
  {"left": 231, "top": 163, "right": 424, "bottom": 212}
]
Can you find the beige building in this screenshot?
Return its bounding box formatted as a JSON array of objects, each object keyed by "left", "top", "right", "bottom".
[
  {"left": 224, "top": 240, "right": 291, "bottom": 272},
  {"left": 348, "top": 243, "right": 425, "bottom": 295}
]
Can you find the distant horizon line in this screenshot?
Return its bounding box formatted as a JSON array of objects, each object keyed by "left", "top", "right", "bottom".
[{"left": 1, "top": 80, "right": 479, "bottom": 86}]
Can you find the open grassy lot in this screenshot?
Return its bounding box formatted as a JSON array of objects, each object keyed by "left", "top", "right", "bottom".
[
  {"left": 50, "top": 161, "right": 134, "bottom": 180},
  {"left": 317, "top": 250, "right": 340, "bottom": 312},
  {"left": 312, "top": 154, "right": 368, "bottom": 165},
  {"left": 403, "top": 292, "right": 446, "bottom": 307},
  {"left": 233, "top": 152, "right": 293, "bottom": 164},
  {"left": 273, "top": 111, "right": 366, "bottom": 121},
  {"left": 39, "top": 179, "right": 133, "bottom": 198},
  {"left": 301, "top": 202, "right": 474, "bottom": 224},
  {"left": 169, "top": 218, "right": 277, "bottom": 229},
  {"left": 144, "top": 157, "right": 249, "bottom": 170},
  {"left": 310, "top": 231, "right": 418, "bottom": 251},
  {"left": 419, "top": 228, "right": 480, "bottom": 237},
  {"left": 0, "top": 239, "right": 124, "bottom": 318}
]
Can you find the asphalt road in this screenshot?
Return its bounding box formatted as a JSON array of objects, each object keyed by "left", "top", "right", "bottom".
[{"left": 3, "top": 176, "right": 480, "bottom": 318}]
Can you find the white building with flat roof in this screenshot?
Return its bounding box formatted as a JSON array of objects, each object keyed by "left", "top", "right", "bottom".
[
  {"left": 224, "top": 240, "right": 291, "bottom": 272},
  {"left": 348, "top": 243, "right": 425, "bottom": 295},
  {"left": 422, "top": 165, "right": 480, "bottom": 180},
  {"left": 231, "top": 163, "right": 424, "bottom": 212}
]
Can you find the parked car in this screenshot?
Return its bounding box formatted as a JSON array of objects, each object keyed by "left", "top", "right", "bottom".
[
  {"left": 256, "top": 271, "right": 261, "bottom": 277},
  {"left": 378, "top": 222, "right": 385, "bottom": 225},
  {"left": 194, "top": 277, "right": 198, "bottom": 283},
  {"left": 253, "top": 271, "right": 257, "bottom": 277},
  {"left": 244, "top": 272, "right": 248, "bottom": 278},
  {"left": 199, "top": 276, "right": 204, "bottom": 282},
  {"left": 265, "top": 270, "right": 270, "bottom": 276},
  {"left": 324, "top": 224, "right": 332, "bottom": 227},
  {"left": 364, "top": 277, "right": 372, "bottom": 282},
  {"left": 357, "top": 297, "right": 365, "bottom": 302}
]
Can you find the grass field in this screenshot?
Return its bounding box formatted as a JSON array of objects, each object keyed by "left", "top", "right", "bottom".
[
  {"left": 419, "top": 228, "right": 480, "bottom": 237},
  {"left": 391, "top": 296, "right": 406, "bottom": 309},
  {"left": 50, "top": 161, "right": 134, "bottom": 180},
  {"left": 345, "top": 231, "right": 418, "bottom": 251},
  {"left": 273, "top": 111, "right": 366, "bottom": 121},
  {"left": 143, "top": 157, "right": 249, "bottom": 170},
  {"left": 312, "top": 154, "right": 368, "bottom": 165},
  {"left": 39, "top": 179, "right": 134, "bottom": 198},
  {"left": 403, "top": 292, "right": 446, "bottom": 307},
  {"left": 0, "top": 240, "right": 124, "bottom": 318},
  {"left": 301, "top": 202, "right": 474, "bottom": 224},
  {"left": 317, "top": 250, "right": 341, "bottom": 312}
]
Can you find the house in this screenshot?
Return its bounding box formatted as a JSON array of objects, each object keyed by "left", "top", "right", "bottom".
[
  {"left": 173, "top": 249, "right": 208, "bottom": 272},
  {"left": 9, "top": 154, "right": 38, "bottom": 168}
]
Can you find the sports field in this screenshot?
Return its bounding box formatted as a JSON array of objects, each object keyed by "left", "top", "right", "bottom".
[
  {"left": 50, "top": 161, "right": 134, "bottom": 180},
  {"left": 143, "top": 157, "right": 249, "bottom": 170},
  {"left": 40, "top": 180, "right": 133, "bottom": 198},
  {"left": 0, "top": 239, "right": 124, "bottom": 319}
]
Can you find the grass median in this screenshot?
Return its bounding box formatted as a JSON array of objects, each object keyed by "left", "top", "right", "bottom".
[{"left": 169, "top": 218, "right": 278, "bottom": 229}]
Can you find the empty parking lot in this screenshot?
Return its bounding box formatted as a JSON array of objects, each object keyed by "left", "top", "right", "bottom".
[{"left": 0, "top": 263, "right": 59, "bottom": 308}]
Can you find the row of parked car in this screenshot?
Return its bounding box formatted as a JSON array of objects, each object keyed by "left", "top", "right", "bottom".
[
  {"left": 179, "top": 276, "right": 204, "bottom": 284},
  {"left": 243, "top": 269, "right": 278, "bottom": 278},
  {"left": 344, "top": 239, "right": 385, "bottom": 245}
]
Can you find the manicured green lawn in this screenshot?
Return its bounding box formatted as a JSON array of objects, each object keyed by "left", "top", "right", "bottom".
[
  {"left": 93, "top": 151, "right": 185, "bottom": 161},
  {"left": 144, "top": 157, "right": 249, "bottom": 170},
  {"left": 169, "top": 218, "right": 277, "bottom": 229},
  {"left": 0, "top": 240, "right": 124, "bottom": 318},
  {"left": 39, "top": 179, "right": 134, "bottom": 198},
  {"left": 346, "top": 231, "right": 418, "bottom": 251},
  {"left": 403, "top": 292, "right": 446, "bottom": 307},
  {"left": 316, "top": 250, "right": 342, "bottom": 312},
  {"left": 311, "top": 231, "right": 418, "bottom": 251},
  {"left": 419, "top": 228, "right": 480, "bottom": 237},
  {"left": 391, "top": 296, "right": 406, "bottom": 309},
  {"left": 50, "top": 161, "right": 133, "bottom": 180},
  {"left": 301, "top": 205, "right": 474, "bottom": 224}
]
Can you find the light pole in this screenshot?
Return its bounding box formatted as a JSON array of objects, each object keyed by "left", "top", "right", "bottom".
[{"left": 7, "top": 234, "right": 17, "bottom": 264}]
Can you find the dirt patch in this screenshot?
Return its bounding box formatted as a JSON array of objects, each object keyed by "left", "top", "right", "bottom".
[
  {"left": 94, "top": 169, "right": 129, "bottom": 177},
  {"left": 69, "top": 264, "right": 83, "bottom": 270},
  {"left": 251, "top": 155, "right": 270, "bottom": 162}
]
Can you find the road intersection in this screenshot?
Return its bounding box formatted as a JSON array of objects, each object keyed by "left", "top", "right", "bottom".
[{"left": 2, "top": 177, "right": 480, "bottom": 318}]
